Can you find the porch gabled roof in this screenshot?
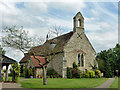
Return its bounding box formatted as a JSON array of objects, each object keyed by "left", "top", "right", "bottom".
[{"left": 0, "top": 55, "right": 16, "bottom": 64}]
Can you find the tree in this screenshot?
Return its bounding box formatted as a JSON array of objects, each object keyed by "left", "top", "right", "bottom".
[
  {"left": 2, "top": 26, "right": 44, "bottom": 54},
  {"left": 47, "top": 25, "right": 63, "bottom": 40},
  {"left": 30, "top": 47, "right": 56, "bottom": 85},
  {"left": 2, "top": 26, "right": 51, "bottom": 85},
  {"left": 96, "top": 43, "right": 120, "bottom": 77},
  {"left": 113, "top": 43, "right": 120, "bottom": 76}
]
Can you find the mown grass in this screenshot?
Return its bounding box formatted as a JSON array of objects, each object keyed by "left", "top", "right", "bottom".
[
  {"left": 110, "top": 78, "right": 119, "bottom": 88},
  {"left": 19, "top": 78, "right": 108, "bottom": 88}
]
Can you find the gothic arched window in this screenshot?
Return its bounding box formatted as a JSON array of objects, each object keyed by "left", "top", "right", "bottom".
[
  {"left": 81, "top": 54, "right": 84, "bottom": 67},
  {"left": 78, "top": 19, "right": 81, "bottom": 27},
  {"left": 78, "top": 54, "right": 80, "bottom": 67}
]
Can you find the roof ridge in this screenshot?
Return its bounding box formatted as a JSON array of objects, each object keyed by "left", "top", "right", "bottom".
[{"left": 49, "top": 31, "right": 73, "bottom": 41}]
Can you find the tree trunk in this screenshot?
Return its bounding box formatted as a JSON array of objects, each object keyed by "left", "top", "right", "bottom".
[{"left": 43, "top": 66, "right": 47, "bottom": 85}]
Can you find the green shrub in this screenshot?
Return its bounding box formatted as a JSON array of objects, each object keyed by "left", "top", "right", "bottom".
[
  {"left": 72, "top": 68, "right": 80, "bottom": 78},
  {"left": 67, "top": 67, "right": 72, "bottom": 78},
  {"left": 81, "top": 73, "right": 89, "bottom": 78},
  {"left": 47, "top": 68, "right": 59, "bottom": 78},
  {"left": 95, "top": 70, "right": 101, "bottom": 78},
  {"left": 88, "top": 71, "right": 95, "bottom": 78},
  {"left": 73, "top": 62, "right": 78, "bottom": 70},
  {"left": 23, "top": 67, "right": 29, "bottom": 78},
  {"left": 10, "top": 62, "right": 21, "bottom": 82},
  {"left": 28, "top": 67, "right": 34, "bottom": 77}
]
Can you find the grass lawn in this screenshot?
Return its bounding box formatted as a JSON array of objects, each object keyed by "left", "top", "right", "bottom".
[
  {"left": 19, "top": 78, "right": 108, "bottom": 88},
  {"left": 110, "top": 78, "right": 119, "bottom": 88}
]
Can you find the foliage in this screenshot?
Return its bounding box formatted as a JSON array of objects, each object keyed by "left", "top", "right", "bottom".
[
  {"left": 2, "top": 26, "right": 44, "bottom": 54},
  {"left": 28, "top": 67, "right": 34, "bottom": 77},
  {"left": 73, "top": 62, "right": 78, "bottom": 70},
  {"left": 23, "top": 67, "right": 29, "bottom": 78},
  {"left": 72, "top": 68, "right": 80, "bottom": 78},
  {"left": 67, "top": 62, "right": 80, "bottom": 78},
  {"left": 2, "top": 68, "right": 6, "bottom": 73},
  {"left": 10, "top": 62, "right": 21, "bottom": 82},
  {"left": 95, "top": 70, "right": 101, "bottom": 78},
  {"left": 81, "top": 72, "right": 89, "bottom": 78},
  {"left": 47, "top": 68, "right": 59, "bottom": 78},
  {"left": 96, "top": 43, "right": 120, "bottom": 77},
  {"left": 89, "top": 63, "right": 98, "bottom": 72},
  {"left": 88, "top": 71, "right": 95, "bottom": 78},
  {"left": 66, "top": 67, "right": 72, "bottom": 79}
]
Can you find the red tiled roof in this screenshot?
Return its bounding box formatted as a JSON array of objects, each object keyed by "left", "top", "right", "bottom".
[
  {"left": 30, "top": 56, "right": 47, "bottom": 67},
  {"left": 19, "top": 55, "right": 47, "bottom": 68},
  {"left": 19, "top": 54, "right": 30, "bottom": 63}
]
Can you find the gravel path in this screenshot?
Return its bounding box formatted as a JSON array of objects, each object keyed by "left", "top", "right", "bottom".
[
  {"left": 96, "top": 78, "right": 115, "bottom": 88},
  {"left": 1, "top": 78, "right": 27, "bottom": 88},
  {"left": 2, "top": 82, "right": 22, "bottom": 88}
]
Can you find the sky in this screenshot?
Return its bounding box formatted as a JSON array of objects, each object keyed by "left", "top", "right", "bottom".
[{"left": 0, "top": 0, "right": 119, "bottom": 63}]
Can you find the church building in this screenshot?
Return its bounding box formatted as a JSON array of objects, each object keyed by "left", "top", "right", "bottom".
[{"left": 20, "top": 12, "right": 98, "bottom": 78}]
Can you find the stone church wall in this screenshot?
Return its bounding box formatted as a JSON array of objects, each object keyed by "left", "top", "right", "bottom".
[
  {"left": 64, "top": 30, "right": 96, "bottom": 72},
  {"left": 47, "top": 53, "right": 64, "bottom": 77}
]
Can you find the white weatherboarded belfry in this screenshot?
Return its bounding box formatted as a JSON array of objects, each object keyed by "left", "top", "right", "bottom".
[{"left": 23, "top": 12, "right": 98, "bottom": 78}]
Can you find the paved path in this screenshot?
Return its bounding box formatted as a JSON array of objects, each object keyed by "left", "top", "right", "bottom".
[
  {"left": 1, "top": 78, "right": 27, "bottom": 88},
  {"left": 96, "top": 78, "right": 115, "bottom": 88},
  {"left": 2, "top": 82, "right": 22, "bottom": 88}
]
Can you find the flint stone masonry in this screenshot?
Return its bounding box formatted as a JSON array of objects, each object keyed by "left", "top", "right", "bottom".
[{"left": 47, "top": 53, "right": 64, "bottom": 77}]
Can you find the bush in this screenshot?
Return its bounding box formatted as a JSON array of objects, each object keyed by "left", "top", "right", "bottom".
[
  {"left": 47, "top": 68, "right": 59, "bottom": 78},
  {"left": 88, "top": 71, "right": 95, "bottom": 78},
  {"left": 10, "top": 62, "right": 21, "bottom": 82},
  {"left": 67, "top": 67, "right": 72, "bottom": 78},
  {"left": 73, "top": 62, "right": 78, "bottom": 70},
  {"left": 95, "top": 70, "right": 101, "bottom": 78},
  {"left": 28, "top": 67, "right": 34, "bottom": 77},
  {"left": 81, "top": 73, "right": 89, "bottom": 78},
  {"left": 72, "top": 68, "right": 80, "bottom": 78},
  {"left": 23, "top": 67, "right": 29, "bottom": 78}
]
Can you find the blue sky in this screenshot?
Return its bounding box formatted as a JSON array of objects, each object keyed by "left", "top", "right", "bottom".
[{"left": 0, "top": 1, "right": 118, "bottom": 62}]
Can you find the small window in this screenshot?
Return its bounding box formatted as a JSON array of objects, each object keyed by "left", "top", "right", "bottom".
[
  {"left": 81, "top": 54, "right": 84, "bottom": 67},
  {"left": 78, "top": 54, "right": 80, "bottom": 67},
  {"left": 50, "top": 43, "right": 56, "bottom": 49},
  {"left": 78, "top": 19, "right": 81, "bottom": 27}
]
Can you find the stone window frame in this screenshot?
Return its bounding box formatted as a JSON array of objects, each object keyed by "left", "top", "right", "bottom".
[
  {"left": 78, "top": 53, "right": 85, "bottom": 67},
  {"left": 78, "top": 19, "right": 81, "bottom": 27}
]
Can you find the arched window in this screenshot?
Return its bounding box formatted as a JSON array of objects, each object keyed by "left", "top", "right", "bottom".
[
  {"left": 78, "top": 19, "right": 81, "bottom": 27},
  {"left": 78, "top": 54, "right": 80, "bottom": 67},
  {"left": 81, "top": 54, "right": 84, "bottom": 67}
]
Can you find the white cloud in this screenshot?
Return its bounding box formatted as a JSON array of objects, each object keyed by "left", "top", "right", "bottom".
[
  {"left": 86, "top": 29, "right": 118, "bottom": 52},
  {"left": 47, "top": 1, "right": 86, "bottom": 13},
  {"left": 23, "top": 2, "right": 48, "bottom": 15}
]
